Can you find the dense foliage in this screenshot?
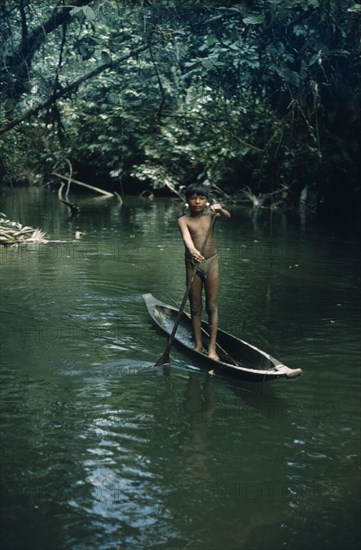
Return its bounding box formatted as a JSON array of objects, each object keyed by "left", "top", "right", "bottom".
[{"left": 0, "top": 0, "right": 360, "bottom": 214}]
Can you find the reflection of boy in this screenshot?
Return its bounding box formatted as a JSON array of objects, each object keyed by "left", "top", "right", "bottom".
[{"left": 178, "top": 184, "right": 231, "bottom": 360}]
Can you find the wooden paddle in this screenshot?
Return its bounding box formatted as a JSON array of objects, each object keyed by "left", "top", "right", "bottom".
[{"left": 155, "top": 213, "right": 217, "bottom": 367}]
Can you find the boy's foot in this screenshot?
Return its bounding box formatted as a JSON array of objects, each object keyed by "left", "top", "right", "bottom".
[
  {"left": 208, "top": 351, "right": 220, "bottom": 361},
  {"left": 195, "top": 345, "right": 205, "bottom": 353}
]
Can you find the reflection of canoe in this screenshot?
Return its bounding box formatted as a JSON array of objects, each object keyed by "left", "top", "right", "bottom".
[{"left": 143, "top": 293, "right": 302, "bottom": 383}]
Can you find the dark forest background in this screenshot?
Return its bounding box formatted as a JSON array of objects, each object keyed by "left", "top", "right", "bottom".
[{"left": 1, "top": 0, "right": 360, "bottom": 216}]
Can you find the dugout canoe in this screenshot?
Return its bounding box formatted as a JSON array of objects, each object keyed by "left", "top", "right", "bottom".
[{"left": 143, "top": 293, "right": 302, "bottom": 382}]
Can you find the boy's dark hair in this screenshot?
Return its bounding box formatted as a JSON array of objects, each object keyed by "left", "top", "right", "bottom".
[{"left": 185, "top": 183, "right": 209, "bottom": 199}]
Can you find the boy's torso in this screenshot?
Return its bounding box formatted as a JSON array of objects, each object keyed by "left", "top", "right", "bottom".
[{"left": 182, "top": 214, "right": 216, "bottom": 259}]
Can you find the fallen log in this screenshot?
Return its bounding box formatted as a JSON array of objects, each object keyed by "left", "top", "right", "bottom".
[
  {"left": 59, "top": 199, "right": 81, "bottom": 217},
  {"left": 53, "top": 172, "right": 114, "bottom": 197}
]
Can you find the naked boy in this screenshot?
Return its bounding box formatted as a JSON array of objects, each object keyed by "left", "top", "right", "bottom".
[{"left": 178, "top": 184, "right": 231, "bottom": 360}]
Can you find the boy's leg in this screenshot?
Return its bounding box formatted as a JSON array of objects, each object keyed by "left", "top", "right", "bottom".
[
  {"left": 205, "top": 259, "right": 219, "bottom": 360},
  {"left": 186, "top": 263, "right": 204, "bottom": 352}
]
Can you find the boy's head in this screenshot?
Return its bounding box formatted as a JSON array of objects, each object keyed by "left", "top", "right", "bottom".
[{"left": 185, "top": 183, "right": 209, "bottom": 200}]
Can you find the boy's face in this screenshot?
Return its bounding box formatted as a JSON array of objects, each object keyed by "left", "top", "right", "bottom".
[{"left": 187, "top": 194, "right": 208, "bottom": 213}]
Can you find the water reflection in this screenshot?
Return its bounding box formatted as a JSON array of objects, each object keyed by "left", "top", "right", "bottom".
[{"left": 180, "top": 374, "right": 216, "bottom": 480}]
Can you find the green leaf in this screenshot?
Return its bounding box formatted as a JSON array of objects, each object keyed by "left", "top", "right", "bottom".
[
  {"left": 308, "top": 54, "right": 319, "bottom": 67},
  {"left": 243, "top": 15, "right": 265, "bottom": 25},
  {"left": 83, "top": 6, "right": 96, "bottom": 21},
  {"left": 101, "top": 51, "right": 111, "bottom": 63},
  {"left": 347, "top": 4, "right": 361, "bottom": 13},
  {"left": 71, "top": 7, "right": 83, "bottom": 15}
]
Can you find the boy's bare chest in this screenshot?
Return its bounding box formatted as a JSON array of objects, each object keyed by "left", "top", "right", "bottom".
[{"left": 186, "top": 216, "right": 211, "bottom": 236}]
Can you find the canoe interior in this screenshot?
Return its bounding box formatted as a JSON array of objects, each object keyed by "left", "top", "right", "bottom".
[{"left": 152, "top": 304, "right": 275, "bottom": 371}]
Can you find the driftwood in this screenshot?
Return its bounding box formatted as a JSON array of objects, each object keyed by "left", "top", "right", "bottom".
[
  {"left": 53, "top": 172, "right": 114, "bottom": 197},
  {"left": 139, "top": 190, "right": 154, "bottom": 200},
  {"left": 238, "top": 184, "right": 289, "bottom": 209},
  {"left": 64, "top": 159, "right": 73, "bottom": 200},
  {"left": 113, "top": 191, "right": 123, "bottom": 205},
  {"left": 57, "top": 180, "right": 80, "bottom": 217},
  {"left": 59, "top": 199, "right": 81, "bottom": 217},
  {"left": 163, "top": 178, "right": 185, "bottom": 200}
]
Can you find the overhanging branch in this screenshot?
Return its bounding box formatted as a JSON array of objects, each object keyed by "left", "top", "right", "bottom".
[
  {"left": 1, "top": 0, "right": 94, "bottom": 99},
  {"left": 0, "top": 42, "right": 151, "bottom": 136}
]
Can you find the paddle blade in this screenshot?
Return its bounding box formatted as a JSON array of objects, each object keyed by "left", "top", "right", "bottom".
[{"left": 154, "top": 352, "right": 170, "bottom": 367}]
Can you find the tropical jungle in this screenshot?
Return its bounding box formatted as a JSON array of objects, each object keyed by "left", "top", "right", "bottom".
[{"left": 0, "top": 0, "right": 360, "bottom": 217}]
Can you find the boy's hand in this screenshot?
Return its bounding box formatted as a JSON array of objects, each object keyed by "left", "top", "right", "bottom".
[
  {"left": 210, "top": 203, "right": 231, "bottom": 218},
  {"left": 191, "top": 249, "right": 205, "bottom": 262}
]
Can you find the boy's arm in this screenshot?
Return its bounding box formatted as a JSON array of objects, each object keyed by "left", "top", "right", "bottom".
[
  {"left": 178, "top": 217, "right": 205, "bottom": 261},
  {"left": 210, "top": 203, "right": 231, "bottom": 218}
]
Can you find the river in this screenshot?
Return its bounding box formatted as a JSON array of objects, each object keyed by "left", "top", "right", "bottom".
[{"left": 0, "top": 186, "right": 360, "bottom": 549}]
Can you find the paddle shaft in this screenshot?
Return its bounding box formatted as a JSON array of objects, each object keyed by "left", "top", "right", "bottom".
[{"left": 155, "top": 213, "right": 217, "bottom": 366}]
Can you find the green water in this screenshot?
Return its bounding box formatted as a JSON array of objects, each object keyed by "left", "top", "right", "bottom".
[{"left": 1, "top": 187, "right": 360, "bottom": 549}]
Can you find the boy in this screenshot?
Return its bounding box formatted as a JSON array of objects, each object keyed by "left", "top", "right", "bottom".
[{"left": 178, "top": 184, "right": 231, "bottom": 360}]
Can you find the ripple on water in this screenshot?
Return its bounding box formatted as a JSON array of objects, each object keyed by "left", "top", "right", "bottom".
[{"left": 1, "top": 190, "right": 360, "bottom": 550}]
